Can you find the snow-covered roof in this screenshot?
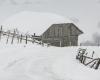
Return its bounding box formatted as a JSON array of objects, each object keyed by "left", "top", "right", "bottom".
[
  {"left": 2, "top": 11, "right": 72, "bottom": 35},
  {"left": 49, "top": 23, "right": 83, "bottom": 35}
]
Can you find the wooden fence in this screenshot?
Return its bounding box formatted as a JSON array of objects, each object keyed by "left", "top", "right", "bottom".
[
  {"left": 76, "top": 48, "right": 100, "bottom": 70},
  {"left": 0, "top": 26, "right": 50, "bottom": 46}
]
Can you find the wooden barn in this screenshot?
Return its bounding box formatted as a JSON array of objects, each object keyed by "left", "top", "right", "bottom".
[{"left": 41, "top": 23, "right": 83, "bottom": 47}]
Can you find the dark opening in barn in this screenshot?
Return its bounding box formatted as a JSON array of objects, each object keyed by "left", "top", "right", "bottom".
[{"left": 41, "top": 23, "right": 83, "bottom": 47}]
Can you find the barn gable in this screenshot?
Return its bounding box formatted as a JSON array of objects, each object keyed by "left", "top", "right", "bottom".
[
  {"left": 42, "top": 23, "right": 83, "bottom": 37},
  {"left": 70, "top": 23, "right": 83, "bottom": 36},
  {"left": 50, "top": 23, "right": 83, "bottom": 36}
]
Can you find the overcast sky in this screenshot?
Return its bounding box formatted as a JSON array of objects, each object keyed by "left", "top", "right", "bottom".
[{"left": 0, "top": 0, "right": 100, "bottom": 42}]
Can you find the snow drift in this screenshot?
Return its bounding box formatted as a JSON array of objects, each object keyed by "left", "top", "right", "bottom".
[{"left": 0, "top": 44, "right": 100, "bottom": 80}]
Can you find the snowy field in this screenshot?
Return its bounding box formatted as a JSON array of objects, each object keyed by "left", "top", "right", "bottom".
[
  {"left": 0, "top": 42, "right": 100, "bottom": 80},
  {"left": 0, "top": 0, "right": 99, "bottom": 79},
  {"left": 0, "top": 11, "right": 99, "bottom": 80}
]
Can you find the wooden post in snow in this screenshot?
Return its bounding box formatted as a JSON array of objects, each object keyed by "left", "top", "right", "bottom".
[
  {"left": 25, "top": 35, "right": 28, "bottom": 44},
  {"left": 11, "top": 29, "right": 16, "bottom": 44},
  {"left": 95, "top": 58, "right": 100, "bottom": 69},
  {"left": 15, "top": 29, "right": 20, "bottom": 44},
  {"left": 6, "top": 30, "right": 10, "bottom": 44},
  {"left": 92, "top": 51, "right": 95, "bottom": 58},
  {"left": 17, "top": 35, "right": 20, "bottom": 43},
  {"left": 83, "top": 52, "right": 88, "bottom": 64},
  {"left": 20, "top": 34, "right": 23, "bottom": 43},
  {"left": 32, "top": 35, "right": 35, "bottom": 44},
  {"left": 34, "top": 33, "right": 35, "bottom": 36}
]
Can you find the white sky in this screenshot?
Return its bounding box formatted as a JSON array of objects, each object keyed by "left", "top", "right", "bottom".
[{"left": 0, "top": 0, "right": 100, "bottom": 42}]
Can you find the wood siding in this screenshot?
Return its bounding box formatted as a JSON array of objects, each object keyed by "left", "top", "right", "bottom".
[{"left": 41, "top": 23, "right": 83, "bottom": 47}]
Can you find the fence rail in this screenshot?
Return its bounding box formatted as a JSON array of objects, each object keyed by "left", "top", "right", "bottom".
[{"left": 0, "top": 26, "right": 49, "bottom": 46}]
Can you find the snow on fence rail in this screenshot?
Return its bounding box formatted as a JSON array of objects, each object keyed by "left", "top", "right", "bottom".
[
  {"left": 76, "top": 48, "right": 100, "bottom": 70},
  {"left": 0, "top": 26, "right": 50, "bottom": 46}
]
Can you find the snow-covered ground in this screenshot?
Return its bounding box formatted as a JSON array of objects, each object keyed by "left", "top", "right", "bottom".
[
  {"left": 0, "top": 11, "right": 99, "bottom": 80},
  {"left": 0, "top": 42, "right": 100, "bottom": 80}
]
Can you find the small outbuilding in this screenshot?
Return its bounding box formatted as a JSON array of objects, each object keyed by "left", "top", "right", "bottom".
[{"left": 41, "top": 23, "right": 83, "bottom": 47}]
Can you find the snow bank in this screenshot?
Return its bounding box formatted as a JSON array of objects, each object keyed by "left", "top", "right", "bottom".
[
  {"left": 52, "top": 53, "right": 100, "bottom": 80},
  {"left": 0, "top": 45, "right": 100, "bottom": 80}
]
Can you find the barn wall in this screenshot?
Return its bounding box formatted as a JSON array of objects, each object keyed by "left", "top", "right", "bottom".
[
  {"left": 70, "top": 24, "right": 82, "bottom": 35},
  {"left": 62, "top": 24, "right": 71, "bottom": 37},
  {"left": 69, "top": 35, "right": 78, "bottom": 46},
  {"left": 42, "top": 24, "right": 71, "bottom": 38},
  {"left": 42, "top": 26, "right": 63, "bottom": 38},
  {"left": 41, "top": 23, "right": 82, "bottom": 47},
  {"left": 42, "top": 35, "right": 78, "bottom": 46},
  {"left": 58, "top": 37, "right": 69, "bottom": 47}
]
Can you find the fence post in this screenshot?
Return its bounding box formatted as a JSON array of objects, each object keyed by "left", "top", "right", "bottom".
[
  {"left": 15, "top": 29, "right": 20, "bottom": 44},
  {"left": 95, "top": 58, "right": 100, "bottom": 69},
  {"left": 26, "top": 35, "right": 28, "bottom": 44},
  {"left": 11, "top": 29, "right": 16, "bottom": 44},
  {"left": 20, "top": 34, "right": 23, "bottom": 43},
  {"left": 17, "top": 35, "right": 20, "bottom": 43},
  {"left": 6, "top": 30, "right": 10, "bottom": 44},
  {"left": 83, "top": 52, "right": 88, "bottom": 64},
  {"left": 31, "top": 35, "right": 35, "bottom": 43},
  {"left": 92, "top": 51, "right": 95, "bottom": 58}
]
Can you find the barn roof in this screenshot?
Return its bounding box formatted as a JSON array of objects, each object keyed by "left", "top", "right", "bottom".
[
  {"left": 2, "top": 11, "right": 72, "bottom": 35},
  {"left": 50, "top": 23, "right": 83, "bottom": 35}
]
